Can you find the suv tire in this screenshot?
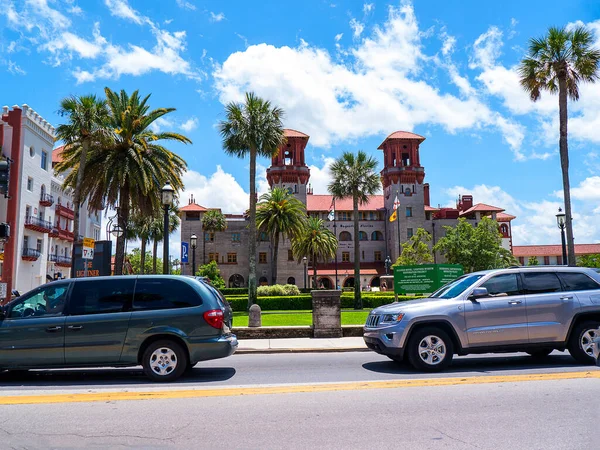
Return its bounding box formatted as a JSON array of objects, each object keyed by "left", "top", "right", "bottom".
[
  {"left": 568, "top": 321, "right": 600, "bottom": 364},
  {"left": 406, "top": 327, "right": 454, "bottom": 372},
  {"left": 142, "top": 340, "right": 188, "bottom": 382}
]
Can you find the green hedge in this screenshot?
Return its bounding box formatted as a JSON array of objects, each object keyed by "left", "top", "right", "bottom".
[{"left": 227, "top": 294, "right": 418, "bottom": 311}]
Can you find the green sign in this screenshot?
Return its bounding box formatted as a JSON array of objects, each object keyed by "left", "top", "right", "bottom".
[{"left": 394, "top": 264, "right": 463, "bottom": 294}]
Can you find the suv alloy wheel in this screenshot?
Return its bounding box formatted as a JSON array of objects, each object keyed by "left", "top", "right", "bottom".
[
  {"left": 142, "top": 340, "right": 188, "bottom": 382},
  {"left": 406, "top": 327, "right": 454, "bottom": 372},
  {"left": 568, "top": 321, "right": 600, "bottom": 364}
]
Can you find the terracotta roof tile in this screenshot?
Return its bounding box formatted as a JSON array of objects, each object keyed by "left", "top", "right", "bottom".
[
  {"left": 307, "top": 195, "right": 385, "bottom": 212},
  {"left": 52, "top": 145, "right": 65, "bottom": 164},
  {"left": 284, "top": 129, "right": 309, "bottom": 138},
  {"left": 180, "top": 203, "right": 208, "bottom": 212},
  {"left": 378, "top": 131, "right": 426, "bottom": 149},
  {"left": 459, "top": 203, "right": 505, "bottom": 216},
  {"left": 424, "top": 205, "right": 439, "bottom": 211},
  {"left": 513, "top": 244, "right": 600, "bottom": 257},
  {"left": 497, "top": 212, "right": 516, "bottom": 221}
]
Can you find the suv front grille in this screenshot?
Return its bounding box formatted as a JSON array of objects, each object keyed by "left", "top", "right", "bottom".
[{"left": 366, "top": 314, "right": 381, "bottom": 328}]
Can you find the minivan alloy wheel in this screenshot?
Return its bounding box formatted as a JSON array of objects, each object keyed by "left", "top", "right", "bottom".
[
  {"left": 150, "top": 347, "right": 178, "bottom": 376},
  {"left": 418, "top": 335, "right": 446, "bottom": 365}
]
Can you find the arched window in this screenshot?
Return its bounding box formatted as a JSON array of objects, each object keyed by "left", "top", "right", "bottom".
[
  {"left": 287, "top": 277, "right": 296, "bottom": 285},
  {"left": 370, "top": 276, "right": 381, "bottom": 287},
  {"left": 371, "top": 231, "right": 383, "bottom": 241},
  {"left": 318, "top": 277, "right": 332, "bottom": 289},
  {"left": 358, "top": 231, "right": 368, "bottom": 241},
  {"left": 229, "top": 274, "right": 244, "bottom": 288},
  {"left": 339, "top": 231, "right": 352, "bottom": 241},
  {"left": 259, "top": 276, "right": 269, "bottom": 286},
  {"left": 500, "top": 224, "right": 509, "bottom": 237},
  {"left": 343, "top": 277, "right": 355, "bottom": 288}
]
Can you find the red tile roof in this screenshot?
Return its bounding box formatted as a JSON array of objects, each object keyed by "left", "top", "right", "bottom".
[
  {"left": 513, "top": 244, "right": 600, "bottom": 257},
  {"left": 180, "top": 203, "right": 208, "bottom": 212},
  {"left": 307, "top": 195, "right": 385, "bottom": 211},
  {"left": 378, "top": 131, "right": 426, "bottom": 149},
  {"left": 497, "top": 212, "right": 516, "bottom": 222},
  {"left": 52, "top": 145, "right": 65, "bottom": 163},
  {"left": 284, "top": 129, "right": 309, "bottom": 138},
  {"left": 424, "top": 205, "right": 439, "bottom": 211},
  {"left": 459, "top": 203, "right": 505, "bottom": 216}
]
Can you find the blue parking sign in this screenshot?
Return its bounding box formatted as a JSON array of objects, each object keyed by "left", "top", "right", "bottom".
[{"left": 181, "top": 242, "right": 189, "bottom": 263}]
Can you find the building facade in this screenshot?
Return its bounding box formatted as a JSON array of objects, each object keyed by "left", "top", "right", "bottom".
[
  {"left": 0, "top": 105, "right": 102, "bottom": 299},
  {"left": 180, "top": 129, "right": 516, "bottom": 289},
  {"left": 514, "top": 244, "right": 600, "bottom": 266}
]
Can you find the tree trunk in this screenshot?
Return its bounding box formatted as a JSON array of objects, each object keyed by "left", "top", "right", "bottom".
[
  {"left": 313, "top": 252, "right": 317, "bottom": 289},
  {"left": 271, "top": 232, "right": 280, "bottom": 285},
  {"left": 152, "top": 238, "right": 158, "bottom": 274},
  {"left": 72, "top": 137, "right": 89, "bottom": 244},
  {"left": 558, "top": 74, "right": 576, "bottom": 266},
  {"left": 203, "top": 226, "right": 207, "bottom": 264},
  {"left": 353, "top": 195, "right": 362, "bottom": 309},
  {"left": 247, "top": 147, "right": 258, "bottom": 308},
  {"left": 140, "top": 238, "right": 147, "bottom": 275},
  {"left": 114, "top": 193, "right": 129, "bottom": 276}
]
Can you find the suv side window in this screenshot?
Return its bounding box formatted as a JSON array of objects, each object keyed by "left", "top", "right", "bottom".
[
  {"left": 480, "top": 274, "right": 521, "bottom": 297},
  {"left": 557, "top": 272, "right": 600, "bottom": 291},
  {"left": 8, "top": 284, "right": 70, "bottom": 319},
  {"left": 522, "top": 272, "right": 562, "bottom": 294},
  {"left": 68, "top": 279, "right": 135, "bottom": 315},
  {"left": 133, "top": 279, "right": 202, "bottom": 311}
]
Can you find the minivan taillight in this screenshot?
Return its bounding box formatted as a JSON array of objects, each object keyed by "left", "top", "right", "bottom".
[{"left": 203, "top": 309, "right": 224, "bottom": 329}]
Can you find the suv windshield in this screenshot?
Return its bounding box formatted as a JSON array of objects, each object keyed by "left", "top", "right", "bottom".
[{"left": 430, "top": 274, "right": 485, "bottom": 299}]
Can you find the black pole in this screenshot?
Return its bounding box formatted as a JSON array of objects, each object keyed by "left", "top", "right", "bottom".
[
  {"left": 432, "top": 222, "right": 437, "bottom": 264},
  {"left": 192, "top": 245, "right": 196, "bottom": 276},
  {"left": 163, "top": 204, "right": 169, "bottom": 274},
  {"left": 560, "top": 227, "right": 568, "bottom": 265},
  {"left": 303, "top": 262, "right": 307, "bottom": 289},
  {"left": 333, "top": 198, "right": 338, "bottom": 289}
]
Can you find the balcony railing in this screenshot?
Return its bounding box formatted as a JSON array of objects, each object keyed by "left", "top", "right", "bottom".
[
  {"left": 56, "top": 203, "right": 75, "bottom": 219},
  {"left": 48, "top": 254, "right": 72, "bottom": 266},
  {"left": 22, "top": 248, "right": 41, "bottom": 261},
  {"left": 57, "top": 227, "right": 74, "bottom": 242},
  {"left": 24, "top": 215, "right": 53, "bottom": 233},
  {"left": 39, "top": 193, "right": 54, "bottom": 207},
  {"left": 49, "top": 227, "right": 59, "bottom": 238}
]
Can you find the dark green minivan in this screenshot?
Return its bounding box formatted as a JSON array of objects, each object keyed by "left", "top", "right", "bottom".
[{"left": 0, "top": 275, "right": 238, "bottom": 382}]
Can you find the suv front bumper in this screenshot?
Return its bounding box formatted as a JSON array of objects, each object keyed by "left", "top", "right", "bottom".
[{"left": 364, "top": 334, "right": 405, "bottom": 360}]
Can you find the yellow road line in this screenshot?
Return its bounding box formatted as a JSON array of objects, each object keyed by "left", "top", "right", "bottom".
[{"left": 2, "top": 371, "right": 599, "bottom": 405}]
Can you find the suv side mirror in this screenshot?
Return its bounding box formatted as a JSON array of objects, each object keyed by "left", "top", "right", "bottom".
[{"left": 469, "top": 287, "right": 489, "bottom": 300}]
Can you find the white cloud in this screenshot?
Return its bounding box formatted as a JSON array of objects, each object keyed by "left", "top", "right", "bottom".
[
  {"left": 176, "top": 0, "right": 196, "bottom": 11},
  {"left": 149, "top": 117, "right": 175, "bottom": 133},
  {"left": 182, "top": 166, "right": 250, "bottom": 213},
  {"left": 335, "top": 33, "right": 343, "bottom": 42},
  {"left": 440, "top": 32, "right": 456, "bottom": 56},
  {"left": 104, "top": 0, "right": 145, "bottom": 25},
  {"left": 180, "top": 117, "right": 198, "bottom": 132},
  {"left": 210, "top": 12, "right": 225, "bottom": 22},
  {"left": 307, "top": 156, "right": 336, "bottom": 194},
  {"left": 469, "top": 26, "right": 503, "bottom": 70},
  {"left": 349, "top": 18, "right": 364, "bottom": 39},
  {"left": 363, "top": 3, "right": 374, "bottom": 14},
  {"left": 7, "top": 61, "right": 26, "bottom": 75},
  {"left": 42, "top": 27, "right": 104, "bottom": 62},
  {"left": 555, "top": 176, "right": 600, "bottom": 202},
  {"left": 68, "top": 6, "right": 83, "bottom": 15},
  {"left": 28, "top": 0, "right": 71, "bottom": 29}
]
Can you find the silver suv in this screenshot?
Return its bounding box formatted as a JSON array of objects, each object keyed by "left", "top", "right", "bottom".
[{"left": 364, "top": 267, "right": 600, "bottom": 372}]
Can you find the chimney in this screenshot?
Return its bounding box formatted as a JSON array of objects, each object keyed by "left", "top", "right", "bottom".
[
  {"left": 460, "top": 195, "right": 473, "bottom": 211},
  {"left": 423, "top": 183, "right": 430, "bottom": 207}
]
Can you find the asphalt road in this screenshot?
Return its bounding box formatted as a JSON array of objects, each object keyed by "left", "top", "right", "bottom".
[{"left": 1, "top": 351, "right": 599, "bottom": 449}]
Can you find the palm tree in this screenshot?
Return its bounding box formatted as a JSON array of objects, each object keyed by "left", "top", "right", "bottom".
[
  {"left": 55, "top": 95, "right": 109, "bottom": 243},
  {"left": 518, "top": 26, "right": 600, "bottom": 266},
  {"left": 128, "top": 213, "right": 153, "bottom": 274},
  {"left": 201, "top": 209, "right": 228, "bottom": 266},
  {"left": 59, "top": 89, "right": 190, "bottom": 274},
  {"left": 219, "top": 92, "right": 286, "bottom": 306},
  {"left": 328, "top": 151, "right": 380, "bottom": 309},
  {"left": 292, "top": 217, "right": 338, "bottom": 289},
  {"left": 148, "top": 208, "right": 180, "bottom": 274},
  {"left": 256, "top": 187, "right": 307, "bottom": 285}
]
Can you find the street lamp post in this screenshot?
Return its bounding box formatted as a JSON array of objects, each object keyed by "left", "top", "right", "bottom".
[
  {"left": 190, "top": 233, "right": 197, "bottom": 276},
  {"left": 385, "top": 256, "right": 392, "bottom": 275},
  {"left": 302, "top": 256, "right": 307, "bottom": 290},
  {"left": 161, "top": 182, "right": 174, "bottom": 274},
  {"left": 556, "top": 208, "right": 568, "bottom": 266}
]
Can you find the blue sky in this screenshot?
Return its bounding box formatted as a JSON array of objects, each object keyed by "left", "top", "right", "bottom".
[{"left": 2, "top": 0, "right": 600, "bottom": 253}]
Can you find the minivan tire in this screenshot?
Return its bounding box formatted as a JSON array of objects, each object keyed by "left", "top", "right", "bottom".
[
  {"left": 142, "top": 340, "right": 188, "bottom": 382},
  {"left": 568, "top": 321, "right": 600, "bottom": 364},
  {"left": 406, "top": 327, "right": 454, "bottom": 372}
]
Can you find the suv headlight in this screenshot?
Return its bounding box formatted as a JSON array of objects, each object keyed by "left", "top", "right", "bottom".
[{"left": 381, "top": 313, "right": 404, "bottom": 324}]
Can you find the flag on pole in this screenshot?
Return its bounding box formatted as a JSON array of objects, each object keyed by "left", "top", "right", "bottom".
[
  {"left": 389, "top": 195, "right": 400, "bottom": 222},
  {"left": 328, "top": 200, "right": 335, "bottom": 221},
  {"left": 393, "top": 195, "right": 400, "bottom": 211},
  {"left": 389, "top": 210, "right": 397, "bottom": 222}
]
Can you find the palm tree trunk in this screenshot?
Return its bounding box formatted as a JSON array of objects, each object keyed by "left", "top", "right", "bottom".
[
  {"left": 72, "top": 137, "right": 89, "bottom": 244},
  {"left": 140, "top": 238, "right": 147, "bottom": 275},
  {"left": 114, "top": 194, "right": 128, "bottom": 276},
  {"left": 313, "top": 252, "right": 317, "bottom": 289},
  {"left": 558, "top": 75, "right": 576, "bottom": 266},
  {"left": 353, "top": 195, "right": 362, "bottom": 309},
  {"left": 248, "top": 148, "right": 258, "bottom": 308},
  {"left": 271, "top": 232, "right": 280, "bottom": 285},
  {"left": 153, "top": 238, "right": 158, "bottom": 274}
]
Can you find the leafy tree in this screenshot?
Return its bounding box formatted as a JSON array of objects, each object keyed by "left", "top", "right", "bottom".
[
  {"left": 202, "top": 209, "right": 228, "bottom": 264},
  {"left": 328, "top": 151, "right": 380, "bottom": 309},
  {"left": 59, "top": 89, "right": 190, "bottom": 275},
  {"left": 219, "top": 92, "right": 286, "bottom": 307},
  {"left": 127, "top": 248, "right": 156, "bottom": 274},
  {"left": 434, "top": 217, "right": 517, "bottom": 273},
  {"left": 196, "top": 260, "right": 226, "bottom": 289},
  {"left": 394, "top": 228, "right": 434, "bottom": 266},
  {"left": 256, "top": 187, "right": 307, "bottom": 285},
  {"left": 291, "top": 217, "right": 338, "bottom": 292},
  {"left": 577, "top": 254, "right": 600, "bottom": 268},
  {"left": 518, "top": 26, "right": 600, "bottom": 266},
  {"left": 528, "top": 256, "right": 539, "bottom": 266},
  {"left": 55, "top": 95, "right": 109, "bottom": 242}
]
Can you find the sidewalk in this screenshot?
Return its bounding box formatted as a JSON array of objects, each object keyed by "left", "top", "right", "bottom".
[{"left": 236, "top": 336, "right": 368, "bottom": 354}]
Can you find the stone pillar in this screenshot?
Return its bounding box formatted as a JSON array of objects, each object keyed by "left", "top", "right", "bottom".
[
  {"left": 312, "top": 290, "right": 342, "bottom": 338},
  {"left": 248, "top": 304, "right": 262, "bottom": 327}
]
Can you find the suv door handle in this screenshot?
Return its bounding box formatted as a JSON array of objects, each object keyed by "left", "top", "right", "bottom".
[
  {"left": 560, "top": 296, "right": 573, "bottom": 301},
  {"left": 67, "top": 325, "right": 83, "bottom": 331},
  {"left": 508, "top": 300, "right": 522, "bottom": 305},
  {"left": 46, "top": 326, "right": 62, "bottom": 332}
]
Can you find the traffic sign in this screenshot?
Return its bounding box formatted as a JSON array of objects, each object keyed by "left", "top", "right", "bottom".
[
  {"left": 83, "top": 237, "right": 95, "bottom": 248},
  {"left": 82, "top": 237, "right": 95, "bottom": 260},
  {"left": 181, "top": 242, "right": 189, "bottom": 263}
]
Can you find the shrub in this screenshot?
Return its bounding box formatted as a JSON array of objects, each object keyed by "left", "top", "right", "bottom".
[
  {"left": 220, "top": 288, "right": 248, "bottom": 296},
  {"left": 227, "top": 294, "right": 419, "bottom": 311},
  {"left": 256, "top": 284, "right": 301, "bottom": 297}
]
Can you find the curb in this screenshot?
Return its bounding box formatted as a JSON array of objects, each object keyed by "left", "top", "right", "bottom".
[{"left": 235, "top": 347, "right": 370, "bottom": 355}]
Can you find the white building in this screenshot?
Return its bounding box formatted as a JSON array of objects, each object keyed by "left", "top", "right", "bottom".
[{"left": 0, "top": 104, "right": 102, "bottom": 297}]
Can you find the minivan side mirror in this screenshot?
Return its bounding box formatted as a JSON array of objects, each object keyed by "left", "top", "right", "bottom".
[{"left": 469, "top": 287, "right": 489, "bottom": 300}]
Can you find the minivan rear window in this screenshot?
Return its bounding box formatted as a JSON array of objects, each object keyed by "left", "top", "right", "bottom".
[
  {"left": 133, "top": 279, "right": 202, "bottom": 311},
  {"left": 522, "top": 272, "right": 562, "bottom": 294},
  {"left": 557, "top": 272, "right": 600, "bottom": 291}
]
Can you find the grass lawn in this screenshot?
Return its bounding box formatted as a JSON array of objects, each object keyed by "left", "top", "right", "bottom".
[{"left": 232, "top": 309, "right": 371, "bottom": 327}]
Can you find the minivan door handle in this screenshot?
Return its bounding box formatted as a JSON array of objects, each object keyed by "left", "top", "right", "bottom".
[
  {"left": 46, "top": 326, "right": 62, "bottom": 332},
  {"left": 560, "top": 296, "right": 573, "bottom": 301},
  {"left": 508, "top": 300, "right": 522, "bottom": 305},
  {"left": 67, "top": 325, "right": 83, "bottom": 331}
]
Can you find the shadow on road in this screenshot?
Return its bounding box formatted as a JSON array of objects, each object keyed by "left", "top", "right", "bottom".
[
  {"left": 0, "top": 366, "right": 236, "bottom": 387},
  {"left": 362, "top": 353, "right": 592, "bottom": 375}
]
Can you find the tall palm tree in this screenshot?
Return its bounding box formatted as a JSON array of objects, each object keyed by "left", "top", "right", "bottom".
[
  {"left": 60, "top": 89, "right": 190, "bottom": 274},
  {"left": 128, "top": 213, "right": 153, "bottom": 274},
  {"left": 219, "top": 92, "right": 286, "bottom": 306},
  {"left": 256, "top": 187, "right": 307, "bottom": 285},
  {"left": 55, "top": 95, "right": 109, "bottom": 243},
  {"left": 201, "top": 209, "right": 228, "bottom": 266},
  {"left": 291, "top": 217, "right": 338, "bottom": 289},
  {"left": 518, "top": 26, "right": 600, "bottom": 266},
  {"left": 148, "top": 208, "right": 180, "bottom": 274},
  {"left": 328, "top": 151, "right": 380, "bottom": 309}
]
